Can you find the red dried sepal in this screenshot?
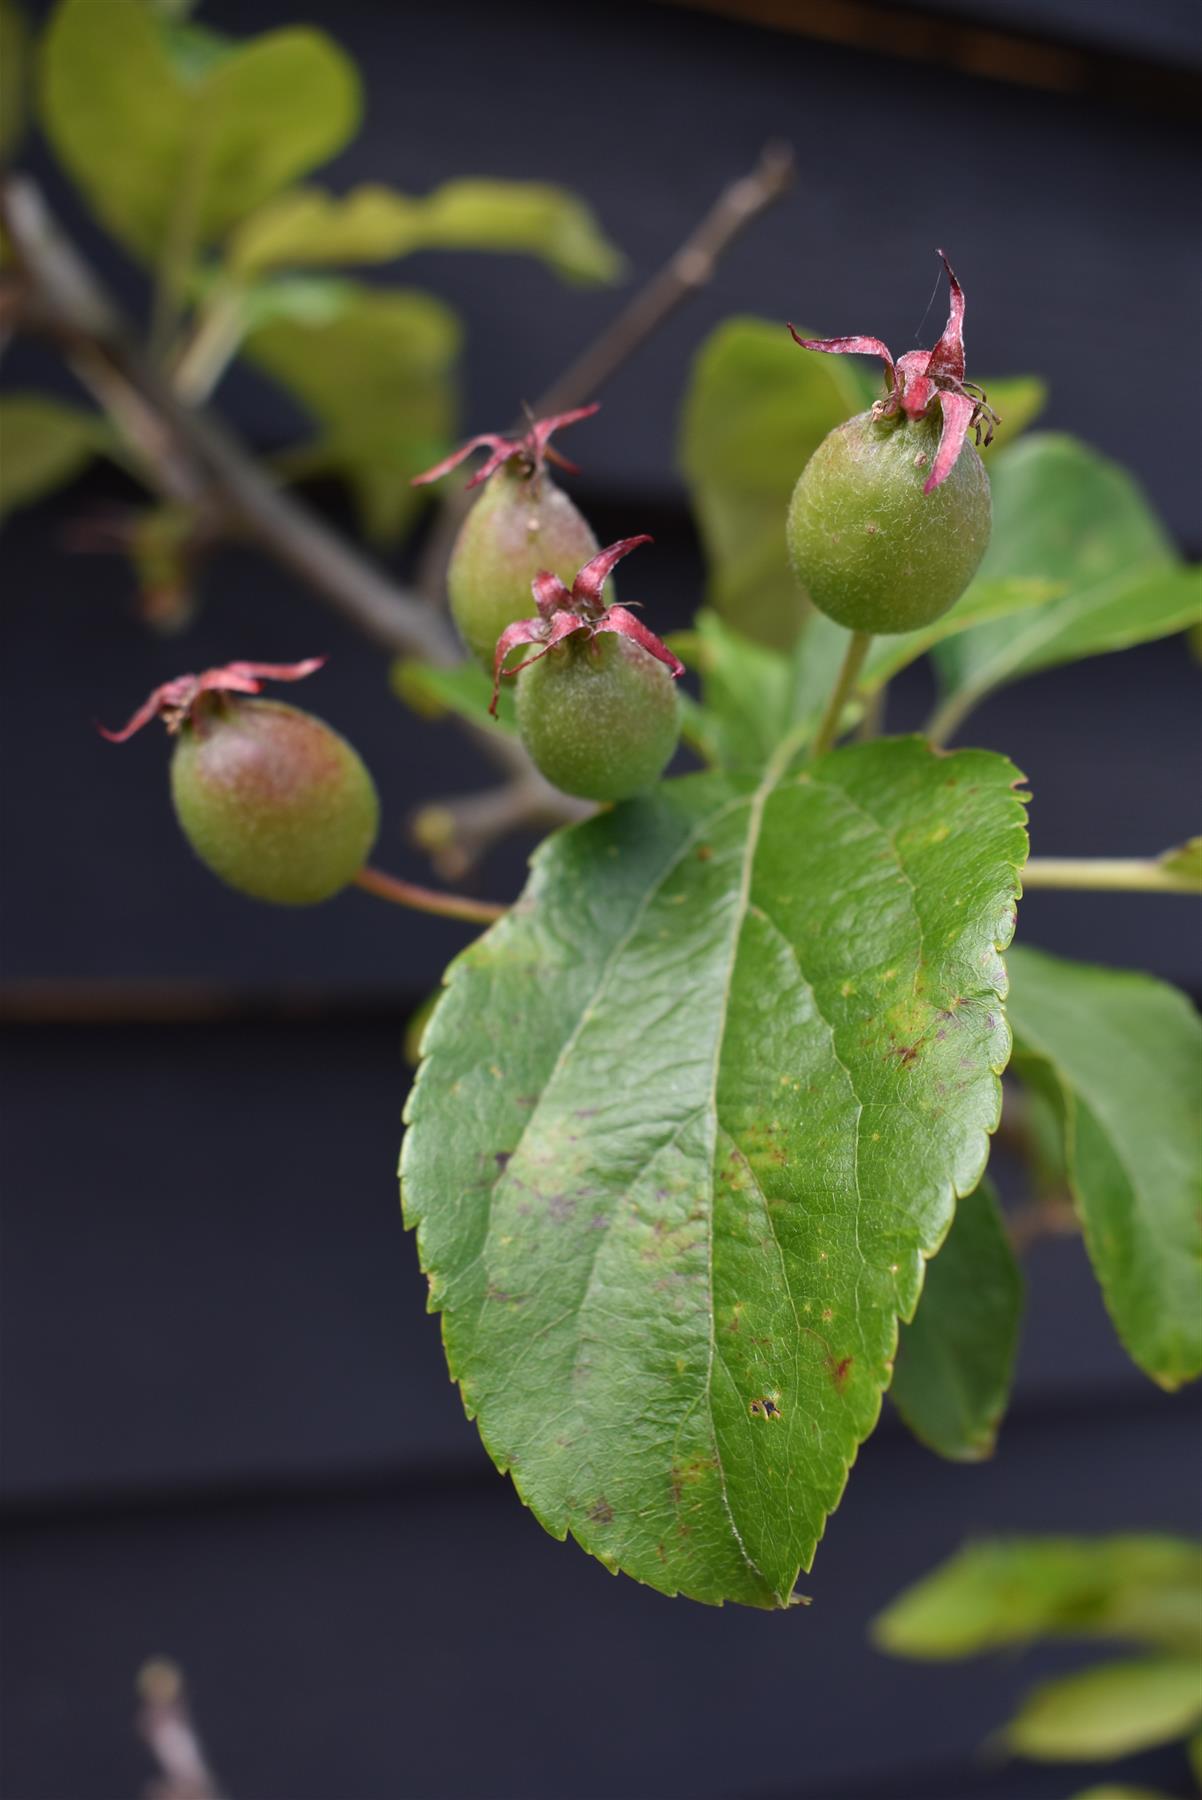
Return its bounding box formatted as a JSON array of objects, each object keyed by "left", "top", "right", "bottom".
[
  {"left": 599, "top": 606, "right": 685, "bottom": 679},
  {"left": 787, "top": 325, "right": 896, "bottom": 391},
  {"left": 488, "top": 537, "right": 683, "bottom": 716},
  {"left": 788, "top": 251, "right": 997, "bottom": 490},
  {"left": 489, "top": 611, "right": 588, "bottom": 715},
  {"left": 99, "top": 657, "right": 325, "bottom": 742},
  {"left": 569, "top": 534, "right": 654, "bottom": 612},
  {"left": 411, "top": 403, "right": 601, "bottom": 491}
]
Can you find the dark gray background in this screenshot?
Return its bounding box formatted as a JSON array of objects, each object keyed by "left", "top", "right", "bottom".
[{"left": 2, "top": 2, "right": 1200, "bottom": 1797}]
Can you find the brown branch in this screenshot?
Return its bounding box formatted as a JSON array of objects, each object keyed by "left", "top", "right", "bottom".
[
  {"left": 415, "top": 141, "right": 796, "bottom": 603},
  {"left": 0, "top": 175, "right": 457, "bottom": 667},
  {"left": 411, "top": 779, "right": 591, "bottom": 882}
]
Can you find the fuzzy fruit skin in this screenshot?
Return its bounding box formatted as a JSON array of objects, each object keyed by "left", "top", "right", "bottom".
[
  {"left": 516, "top": 633, "right": 680, "bottom": 802},
  {"left": 786, "top": 408, "right": 991, "bottom": 634},
  {"left": 448, "top": 465, "right": 602, "bottom": 669},
  {"left": 170, "top": 698, "right": 379, "bottom": 905}
]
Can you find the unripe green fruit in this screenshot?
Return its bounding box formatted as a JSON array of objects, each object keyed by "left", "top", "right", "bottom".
[
  {"left": 170, "top": 698, "right": 379, "bottom": 905},
  {"left": 786, "top": 409, "right": 991, "bottom": 634},
  {"left": 448, "top": 465, "right": 602, "bottom": 669},
  {"left": 516, "top": 633, "right": 680, "bottom": 802}
]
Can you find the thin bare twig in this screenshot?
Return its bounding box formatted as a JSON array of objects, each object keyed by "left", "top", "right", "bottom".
[
  {"left": 410, "top": 779, "right": 591, "bottom": 882},
  {"left": 415, "top": 142, "right": 796, "bottom": 603},
  {"left": 136, "top": 1660, "right": 226, "bottom": 1800},
  {"left": 353, "top": 863, "right": 506, "bottom": 924}
]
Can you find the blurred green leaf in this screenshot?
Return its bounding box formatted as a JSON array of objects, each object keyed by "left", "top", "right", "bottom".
[
  {"left": 679, "top": 316, "right": 866, "bottom": 647},
  {"left": 1159, "top": 836, "right": 1202, "bottom": 890},
  {"left": 1007, "top": 947, "right": 1202, "bottom": 1390},
  {"left": 933, "top": 435, "right": 1201, "bottom": 735},
  {"left": 247, "top": 284, "right": 460, "bottom": 541},
  {"left": 0, "top": 394, "right": 107, "bottom": 521},
  {"left": 1, "top": 0, "right": 30, "bottom": 162},
  {"left": 977, "top": 375, "right": 1047, "bottom": 458},
  {"left": 390, "top": 657, "right": 517, "bottom": 736},
  {"left": 678, "top": 315, "right": 1046, "bottom": 650},
  {"left": 873, "top": 1536, "right": 1202, "bottom": 1661},
  {"left": 1005, "top": 1657, "right": 1202, "bottom": 1763},
  {"left": 229, "top": 179, "right": 623, "bottom": 284},
  {"left": 1068, "top": 1788, "right": 1179, "bottom": 1800},
  {"left": 39, "top": 0, "right": 360, "bottom": 260},
  {"left": 891, "top": 1179, "right": 1022, "bottom": 1462}
]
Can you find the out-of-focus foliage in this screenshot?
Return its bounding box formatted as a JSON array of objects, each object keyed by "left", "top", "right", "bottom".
[
  {"left": 0, "top": 395, "right": 112, "bottom": 519},
  {"left": 3, "top": 0, "right": 621, "bottom": 543},
  {"left": 876, "top": 1535, "right": 1202, "bottom": 1775}
]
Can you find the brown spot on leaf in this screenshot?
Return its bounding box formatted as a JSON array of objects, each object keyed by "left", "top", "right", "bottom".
[
  {"left": 749, "top": 1393, "right": 783, "bottom": 1420},
  {"left": 587, "top": 1497, "right": 614, "bottom": 1525}
]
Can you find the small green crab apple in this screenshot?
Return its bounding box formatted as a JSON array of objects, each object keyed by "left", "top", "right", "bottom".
[
  {"left": 786, "top": 250, "right": 996, "bottom": 634},
  {"left": 491, "top": 536, "right": 685, "bottom": 803},
  {"left": 413, "top": 405, "right": 605, "bottom": 670},
  {"left": 101, "top": 660, "right": 379, "bottom": 905}
]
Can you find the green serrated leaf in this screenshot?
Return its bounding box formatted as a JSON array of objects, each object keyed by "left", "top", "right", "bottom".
[
  {"left": 1159, "top": 837, "right": 1202, "bottom": 890},
  {"left": 229, "top": 179, "right": 622, "bottom": 285},
  {"left": 1005, "top": 1657, "right": 1202, "bottom": 1763},
  {"left": 1006, "top": 947, "right": 1202, "bottom": 1390},
  {"left": 873, "top": 1536, "right": 1202, "bottom": 1660},
  {"left": 39, "top": 0, "right": 360, "bottom": 260},
  {"left": 390, "top": 658, "right": 517, "bottom": 736},
  {"left": 891, "top": 1177, "right": 1022, "bottom": 1461},
  {"left": 933, "top": 436, "right": 1201, "bottom": 735},
  {"left": 247, "top": 284, "right": 460, "bottom": 541},
  {"left": 403, "top": 737, "right": 1027, "bottom": 1605},
  {"left": 0, "top": 394, "right": 107, "bottom": 521},
  {"left": 678, "top": 578, "right": 1060, "bottom": 777}
]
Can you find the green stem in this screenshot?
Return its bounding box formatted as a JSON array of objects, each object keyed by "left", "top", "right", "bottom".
[
  {"left": 172, "top": 284, "right": 247, "bottom": 404},
  {"left": 1022, "top": 857, "right": 1201, "bottom": 895},
  {"left": 353, "top": 864, "right": 507, "bottom": 924},
  {"left": 811, "top": 629, "right": 873, "bottom": 758}
]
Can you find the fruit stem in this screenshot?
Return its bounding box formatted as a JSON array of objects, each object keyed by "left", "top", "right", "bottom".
[
  {"left": 353, "top": 865, "right": 507, "bottom": 924},
  {"left": 1022, "top": 857, "right": 1202, "bottom": 895},
  {"left": 811, "top": 630, "right": 873, "bottom": 757}
]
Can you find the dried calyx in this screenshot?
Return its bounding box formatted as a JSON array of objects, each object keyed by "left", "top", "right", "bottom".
[
  {"left": 790, "top": 249, "right": 998, "bottom": 494},
  {"left": 411, "top": 403, "right": 601, "bottom": 492},
  {"left": 98, "top": 658, "right": 326, "bottom": 740},
  {"left": 489, "top": 536, "right": 685, "bottom": 716}
]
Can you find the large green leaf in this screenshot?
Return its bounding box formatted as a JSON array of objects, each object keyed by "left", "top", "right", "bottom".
[
  {"left": 1004, "top": 1657, "right": 1202, "bottom": 1762},
  {"left": 0, "top": 394, "right": 108, "bottom": 521},
  {"left": 403, "top": 737, "right": 1027, "bottom": 1605},
  {"left": 247, "top": 284, "right": 459, "bottom": 541},
  {"left": 873, "top": 1536, "right": 1202, "bottom": 1660},
  {"left": 678, "top": 315, "right": 1045, "bottom": 651},
  {"left": 228, "top": 179, "right": 622, "bottom": 284},
  {"left": 933, "top": 435, "right": 1201, "bottom": 737},
  {"left": 39, "top": 0, "right": 359, "bottom": 260},
  {"left": 891, "top": 1177, "right": 1022, "bottom": 1461},
  {"left": 1006, "top": 947, "right": 1202, "bottom": 1390}
]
